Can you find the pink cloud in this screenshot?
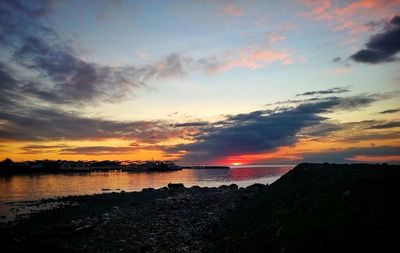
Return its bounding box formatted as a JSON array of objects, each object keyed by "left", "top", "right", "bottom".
[
  {"left": 334, "top": 21, "right": 370, "bottom": 34},
  {"left": 207, "top": 46, "right": 294, "bottom": 73},
  {"left": 298, "top": 0, "right": 333, "bottom": 21},
  {"left": 298, "top": 55, "right": 307, "bottom": 63},
  {"left": 253, "top": 17, "right": 269, "bottom": 27},
  {"left": 217, "top": 3, "right": 243, "bottom": 17},
  {"left": 265, "top": 32, "right": 286, "bottom": 43},
  {"left": 298, "top": 0, "right": 400, "bottom": 36},
  {"left": 335, "top": 0, "right": 400, "bottom": 18}
]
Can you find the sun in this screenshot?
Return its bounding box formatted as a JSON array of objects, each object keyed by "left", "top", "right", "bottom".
[{"left": 231, "top": 162, "right": 242, "bottom": 166}]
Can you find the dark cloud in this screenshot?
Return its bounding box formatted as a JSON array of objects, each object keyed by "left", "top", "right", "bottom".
[
  {"left": 379, "top": 108, "right": 400, "bottom": 114},
  {"left": 343, "top": 132, "right": 400, "bottom": 143},
  {"left": 0, "top": 0, "right": 55, "bottom": 45},
  {"left": 169, "top": 94, "right": 390, "bottom": 163},
  {"left": 300, "top": 122, "right": 342, "bottom": 137},
  {"left": 265, "top": 97, "right": 321, "bottom": 106},
  {"left": 173, "top": 122, "right": 210, "bottom": 127},
  {"left": 0, "top": 1, "right": 195, "bottom": 106},
  {"left": 296, "top": 87, "right": 349, "bottom": 96},
  {"left": 11, "top": 36, "right": 191, "bottom": 104},
  {"left": 351, "top": 15, "right": 400, "bottom": 64},
  {"left": 60, "top": 146, "right": 138, "bottom": 155},
  {"left": 20, "top": 144, "right": 69, "bottom": 154},
  {"left": 0, "top": 105, "right": 188, "bottom": 142},
  {"left": 0, "top": 87, "right": 396, "bottom": 163},
  {"left": 369, "top": 121, "right": 400, "bottom": 129},
  {"left": 20, "top": 143, "right": 168, "bottom": 156},
  {"left": 23, "top": 144, "right": 68, "bottom": 149}
]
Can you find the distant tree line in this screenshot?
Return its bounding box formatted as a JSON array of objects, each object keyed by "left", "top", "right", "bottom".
[
  {"left": 0, "top": 158, "right": 123, "bottom": 174},
  {"left": 0, "top": 158, "right": 62, "bottom": 174}
]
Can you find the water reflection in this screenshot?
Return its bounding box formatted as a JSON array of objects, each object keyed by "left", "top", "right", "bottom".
[{"left": 0, "top": 166, "right": 293, "bottom": 204}]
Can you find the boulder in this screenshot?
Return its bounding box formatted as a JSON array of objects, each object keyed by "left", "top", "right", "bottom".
[{"left": 168, "top": 183, "right": 185, "bottom": 189}]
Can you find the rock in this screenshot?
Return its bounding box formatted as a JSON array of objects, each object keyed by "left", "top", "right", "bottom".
[
  {"left": 228, "top": 184, "right": 239, "bottom": 190},
  {"left": 218, "top": 185, "right": 230, "bottom": 190},
  {"left": 143, "top": 188, "right": 155, "bottom": 192},
  {"left": 168, "top": 183, "right": 185, "bottom": 189},
  {"left": 246, "top": 183, "right": 266, "bottom": 190},
  {"left": 120, "top": 190, "right": 126, "bottom": 194}
]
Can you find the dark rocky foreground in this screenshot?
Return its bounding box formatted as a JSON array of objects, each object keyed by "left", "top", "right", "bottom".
[{"left": 1, "top": 163, "right": 399, "bottom": 253}]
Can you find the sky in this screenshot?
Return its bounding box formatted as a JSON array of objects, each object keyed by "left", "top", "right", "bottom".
[{"left": 0, "top": 0, "right": 399, "bottom": 165}]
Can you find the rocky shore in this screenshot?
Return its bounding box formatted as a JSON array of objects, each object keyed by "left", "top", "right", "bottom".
[
  {"left": 0, "top": 182, "right": 267, "bottom": 252},
  {"left": 1, "top": 163, "right": 399, "bottom": 253}
]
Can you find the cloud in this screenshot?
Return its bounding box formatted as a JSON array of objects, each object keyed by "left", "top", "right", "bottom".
[
  {"left": 351, "top": 15, "right": 400, "bottom": 63},
  {"left": 1, "top": 0, "right": 301, "bottom": 112},
  {"left": 0, "top": 0, "right": 55, "bottom": 45},
  {"left": 0, "top": 104, "right": 191, "bottom": 142},
  {"left": 296, "top": 87, "right": 350, "bottom": 96},
  {"left": 173, "top": 122, "right": 210, "bottom": 128},
  {"left": 379, "top": 108, "right": 400, "bottom": 114},
  {"left": 298, "top": 0, "right": 400, "bottom": 37},
  {"left": 216, "top": 3, "right": 243, "bottom": 17},
  {"left": 0, "top": 0, "right": 298, "bottom": 108},
  {"left": 20, "top": 144, "right": 69, "bottom": 154},
  {"left": 265, "top": 32, "right": 286, "bottom": 44},
  {"left": 297, "top": 0, "right": 333, "bottom": 21},
  {"left": 344, "top": 132, "right": 400, "bottom": 143},
  {"left": 203, "top": 46, "right": 294, "bottom": 73},
  {"left": 12, "top": 36, "right": 190, "bottom": 104},
  {"left": 326, "top": 67, "right": 352, "bottom": 75},
  {"left": 299, "top": 146, "right": 400, "bottom": 163},
  {"left": 1, "top": 89, "right": 396, "bottom": 162},
  {"left": 169, "top": 94, "right": 385, "bottom": 163},
  {"left": 300, "top": 122, "right": 342, "bottom": 137},
  {"left": 0, "top": 1, "right": 196, "bottom": 107},
  {"left": 60, "top": 146, "right": 139, "bottom": 155},
  {"left": 369, "top": 121, "right": 400, "bottom": 129}
]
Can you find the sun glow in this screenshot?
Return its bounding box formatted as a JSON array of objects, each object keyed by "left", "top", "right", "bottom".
[{"left": 231, "top": 162, "right": 242, "bottom": 166}]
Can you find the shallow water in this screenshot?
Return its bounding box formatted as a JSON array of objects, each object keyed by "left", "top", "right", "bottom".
[{"left": 0, "top": 166, "right": 292, "bottom": 213}]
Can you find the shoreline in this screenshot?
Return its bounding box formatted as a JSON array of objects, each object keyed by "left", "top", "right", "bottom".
[
  {"left": 1, "top": 163, "right": 399, "bottom": 252},
  {"left": 1, "top": 183, "right": 267, "bottom": 252}
]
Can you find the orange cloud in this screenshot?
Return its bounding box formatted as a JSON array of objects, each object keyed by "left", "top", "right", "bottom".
[{"left": 348, "top": 155, "right": 400, "bottom": 163}]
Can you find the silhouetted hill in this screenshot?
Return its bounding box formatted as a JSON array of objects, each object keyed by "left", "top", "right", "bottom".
[{"left": 211, "top": 163, "right": 400, "bottom": 253}]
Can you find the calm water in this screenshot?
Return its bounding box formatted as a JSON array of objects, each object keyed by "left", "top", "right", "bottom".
[{"left": 0, "top": 166, "right": 293, "bottom": 204}]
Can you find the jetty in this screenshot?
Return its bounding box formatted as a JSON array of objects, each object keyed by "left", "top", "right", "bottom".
[{"left": 181, "top": 165, "right": 230, "bottom": 169}]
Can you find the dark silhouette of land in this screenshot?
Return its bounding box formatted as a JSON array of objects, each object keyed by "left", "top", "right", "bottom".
[{"left": 1, "top": 163, "right": 399, "bottom": 252}]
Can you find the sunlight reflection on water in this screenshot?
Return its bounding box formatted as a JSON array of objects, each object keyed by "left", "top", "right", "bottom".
[{"left": 0, "top": 166, "right": 293, "bottom": 204}]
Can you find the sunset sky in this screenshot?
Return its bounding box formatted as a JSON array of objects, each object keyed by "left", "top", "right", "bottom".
[{"left": 0, "top": 0, "right": 399, "bottom": 165}]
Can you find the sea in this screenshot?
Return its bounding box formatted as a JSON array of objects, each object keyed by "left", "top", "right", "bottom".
[{"left": 0, "top": 165, "right": 293, "bottom": 220}]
